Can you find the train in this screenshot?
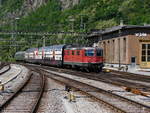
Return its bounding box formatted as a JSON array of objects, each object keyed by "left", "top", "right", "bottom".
[{"left": 15, "top": 44, "right": 104, "bottom": 72}]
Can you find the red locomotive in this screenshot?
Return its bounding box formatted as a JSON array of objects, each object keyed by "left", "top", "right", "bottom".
[{"left": 64, "top": 47, "right": 104, "bottom": 72}]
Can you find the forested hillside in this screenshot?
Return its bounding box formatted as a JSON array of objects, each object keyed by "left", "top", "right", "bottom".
[{"left": 0, "top": 0, "right": 150, "bottom": 61}]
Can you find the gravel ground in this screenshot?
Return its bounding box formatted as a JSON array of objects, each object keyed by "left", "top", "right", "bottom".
[
  {"left": 37, "top": 77, "right": 116, "bottom": 113},
  {"left": 0, "top": 64, "right": 23, "bottom": 84},
  {"left": 1, "top": 72, "right": 42, "bottom": 113},
  {"left": 0, "top": 65, "right": 10, "bottom": 73},
  {"left": 44, "top": 69, "right": 150, "bottom": 107},
  {"left": 0, "top": 64, "right": 30, "bottom": 106}
]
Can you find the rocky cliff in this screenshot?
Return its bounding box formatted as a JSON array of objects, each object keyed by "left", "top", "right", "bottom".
[
  {"left": 1, "top": 0, "right": 80, "bottom": 22},
  {"left": 26, "top": 0, "right": 80, "bottom": 10},
  {"left": 59, "top": 0, "right": 80, "bottom": 9}
]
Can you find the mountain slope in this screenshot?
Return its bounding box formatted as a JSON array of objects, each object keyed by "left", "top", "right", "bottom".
[{"left": 1, "top": 0, "right": 150, "bottom": 61}]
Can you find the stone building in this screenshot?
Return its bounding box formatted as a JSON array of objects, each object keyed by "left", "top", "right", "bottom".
[{"left": 88, "top": 25, "right": 150, "bottom": 68}]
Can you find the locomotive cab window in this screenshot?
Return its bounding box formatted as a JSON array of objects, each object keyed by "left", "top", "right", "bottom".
[{"left": 85, "top": 50, "right": 94, "bottom": 56}]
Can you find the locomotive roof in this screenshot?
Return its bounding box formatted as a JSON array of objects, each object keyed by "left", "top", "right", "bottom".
[{"left": 65, "top": 47, "right": 102, "bottom": 50}]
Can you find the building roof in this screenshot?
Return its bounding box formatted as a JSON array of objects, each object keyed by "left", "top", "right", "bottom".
[{"left": 88, "top": 25, "right": 150, "bottom": 37}]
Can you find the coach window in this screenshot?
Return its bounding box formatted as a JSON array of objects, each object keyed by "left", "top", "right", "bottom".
[
  {"left": 67, "top": 51, "right": 70, "bottom": 55},
  {"left": 72, "top": 51, "right": 74, "bottom": 55},
  {"left": 77, "top": 51, "right": 80, "bottom": 55},
  {"left": 85, "top": 50, "right": 94, "bottom": 56}
]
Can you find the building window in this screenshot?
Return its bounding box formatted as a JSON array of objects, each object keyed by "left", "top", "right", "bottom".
[
  {"left": 141, "top": 44, "right": 150, "bottom": 62},
  {"left": 142, "top": 44, "right": 146, "bottom": 62},
  {"left": 96, "top": 49, "right": 103, "bottom": 56},
  {"left": 147, "top": 44, "right": 150, "bottom": 61},
  {"left": 142, "top": 56, "right": 146, "bottom": 62},
  {"left": 148, "top": 56, "right": 150, "bottom": 61},
  {"left": 142, "top": 44, "right": 146, "bottom": 49},
  {"left": 148, "top": 44, "right": 150, "bottom": 49}
]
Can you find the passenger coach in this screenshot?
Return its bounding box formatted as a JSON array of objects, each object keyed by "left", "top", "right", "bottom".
[{"left": 38, "top": 45, "right": 70, "bottom": 67}]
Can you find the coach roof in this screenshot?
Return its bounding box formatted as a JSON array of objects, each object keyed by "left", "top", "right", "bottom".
[
  {"left": 26, "top": 48, "right": 38, "bottom": 52},
  {"left": 38, "top": 44, "right": 67, "bottom": 52}
]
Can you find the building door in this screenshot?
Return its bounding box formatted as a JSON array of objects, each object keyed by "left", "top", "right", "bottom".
[{"left": 131, "top": 56, "right": 136, "bottom": 67}]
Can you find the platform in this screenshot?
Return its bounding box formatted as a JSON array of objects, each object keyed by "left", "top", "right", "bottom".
[{"left": 103, "top": 65, "right": 150, "bottom": 76}]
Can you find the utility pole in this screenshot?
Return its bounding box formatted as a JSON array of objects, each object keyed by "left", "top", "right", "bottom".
[
  {"left": 80, "top": 15, "right": 83, "bottom": 31},
  {"left": 83, "top": 23, "right": 86, "bottom": 31},
  {"left": 42, "top": 36, "right": 46, "bottom": 47},
  {"left": 11, "top": 20, "right": 14, "bottom": 39},
  {"left": 68, "top": 16, "right": 75, "bottom": 32},
  {"left": 14, "top": 17, "right": 20, "bottom": 52},
  {"left": 41, "top": 36, "right": 45, "bottom": 59},
  {"left": 80, "top": 15, "right": 86, "bottom": 32},
  {"left": 36, "top": 39, "right": 39, "bottom": 48}
]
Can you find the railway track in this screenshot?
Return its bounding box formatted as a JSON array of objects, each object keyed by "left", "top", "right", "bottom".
[
  {"left": 26, "top": 64, "right": 150, "bottom": 93},
  {"left": 0, "top": 65, "right": 11, "bottom": 75},
  {"left": 0, "top": 62, "right": 11, "bottom": 75},
  {"left": 0, "top": 67, "right": 45, "bottom": 113},
  {"left": 37, "top": 76, "right": 120, "bottom": 113},
  {"left": 110, "top": 69, "right": 150, "bottom": 82},
  {"left": 27, "top": 65, "right": 150, "bottom": 113},
  {"left": 0, "top": 62, "right": 7, "bottom": 70}
]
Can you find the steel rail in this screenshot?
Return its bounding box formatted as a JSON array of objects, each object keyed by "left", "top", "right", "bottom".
[
  {"left": 0, "top": 69, "right": 45, "bottom": 113},
  {"left": 37, "top": 67, "right": 150, "bottom": 113},
  {"left": 0, "top": 71, "right": 32, "bottom": 111},
  {"left": 26, "top": 64, "right": 150, "bottom": 89},
  {"left": 30, "top": 70, "right": 45, "bottom": 113},
  {"left": 0, "top": 65, "right": 11, "bottom": 75}
]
